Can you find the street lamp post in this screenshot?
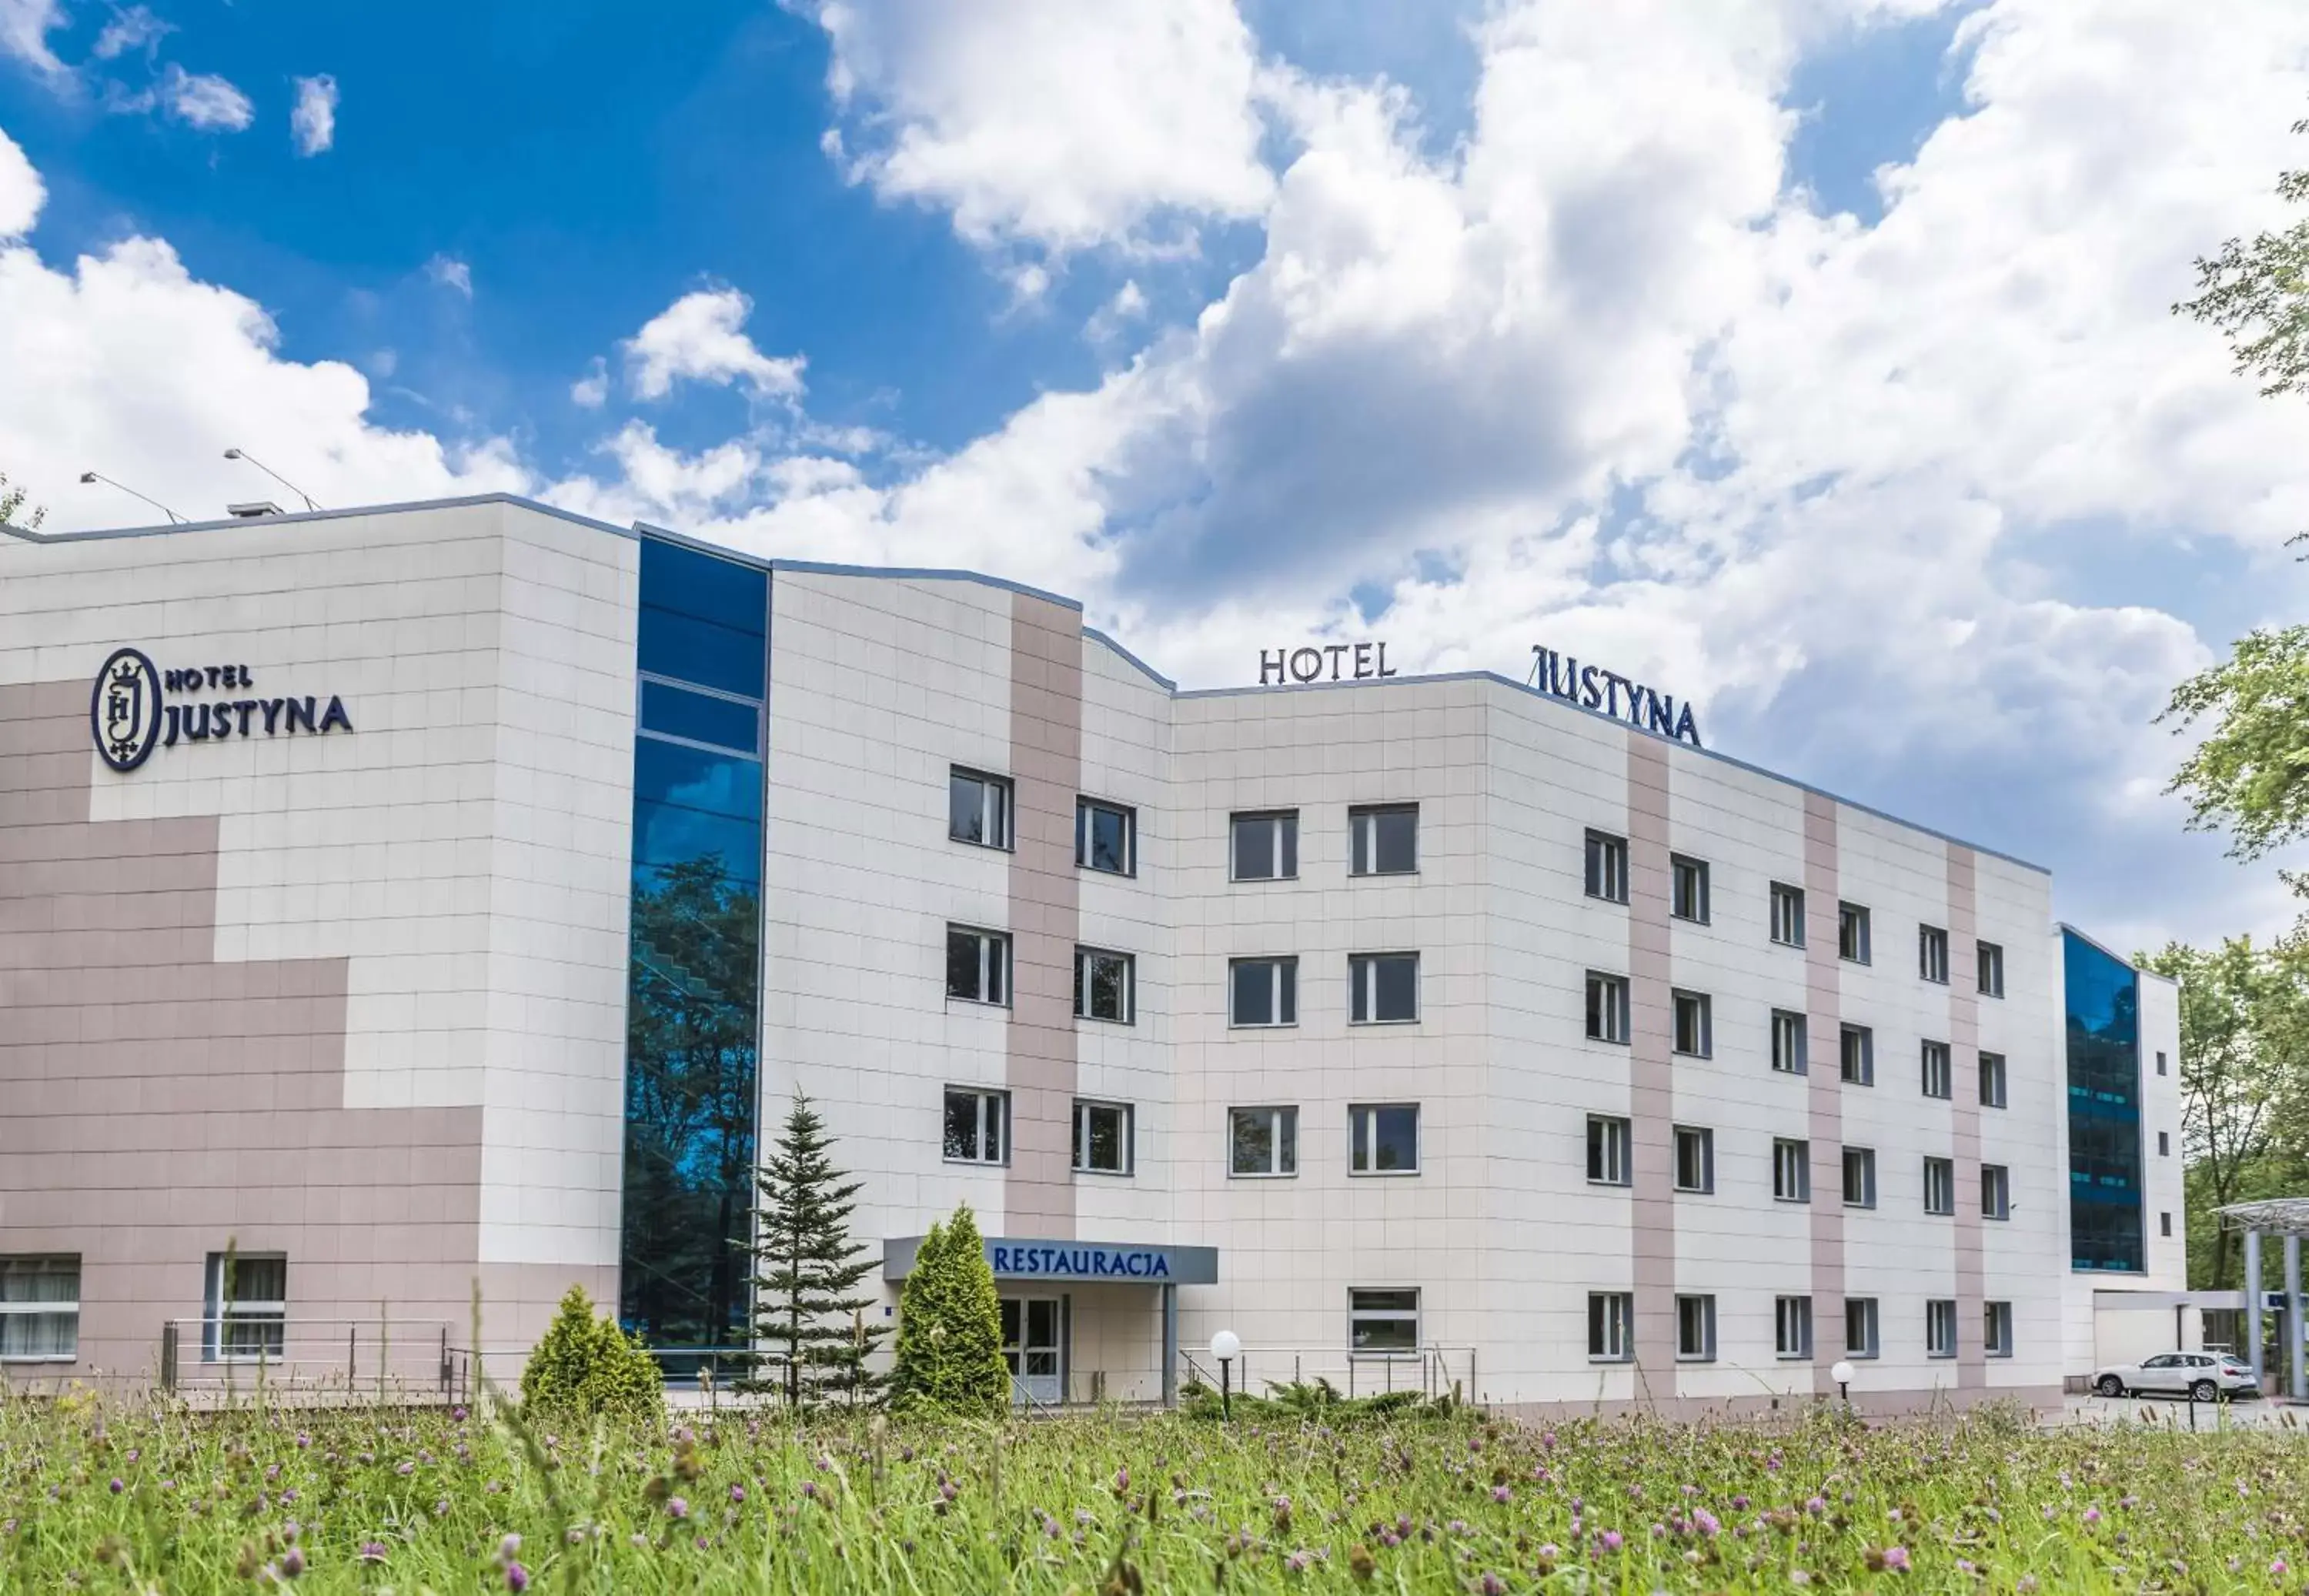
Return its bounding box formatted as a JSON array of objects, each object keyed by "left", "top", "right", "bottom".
[
  {"left": 1831, "top": 1359, "right": 1854, "bottom": 1419},
  {"left": 1210, "top": 1331, "right": 1241, "bottom": 1421}
]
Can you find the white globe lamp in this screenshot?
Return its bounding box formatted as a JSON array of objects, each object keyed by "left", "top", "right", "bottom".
[{"left": 1209, "top": 1329, "right": 1242, "bottom": 1419}]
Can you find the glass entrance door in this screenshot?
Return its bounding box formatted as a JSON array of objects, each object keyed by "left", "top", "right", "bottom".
[{"left": 999, "top": 1296, "right": 1061, "bottom": 1405}]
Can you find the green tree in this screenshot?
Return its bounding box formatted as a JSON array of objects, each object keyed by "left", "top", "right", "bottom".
[
  {"left": 2161, "top": 628, "right": 2309, "bottom": 870},
  {"left": 743, "top": 1092, "right": 887, "bottom": 1407},
  {"left": 0, "top": 469, "right": 42, "bottom": 530},
  {"left": 520, "top": 1284, "right": 665, "bottom": 1425},
  {"left": 2175, "top": 103, "right": 2309, "bottom": 400},
  {"left": 888, "top": 1205, "right": 1007, "bottom": 1416}
]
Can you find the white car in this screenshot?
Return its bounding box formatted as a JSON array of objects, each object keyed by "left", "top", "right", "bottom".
[{"left": 2090, "top": 1351, "right": 2257, "bottom": 1401}]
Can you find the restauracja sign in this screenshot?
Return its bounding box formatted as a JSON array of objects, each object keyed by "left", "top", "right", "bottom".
[{"left": 91, "top": 647, "right": 355, "bottom": 773}]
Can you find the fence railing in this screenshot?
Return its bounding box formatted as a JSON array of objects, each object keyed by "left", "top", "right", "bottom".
[
  {"left": 1178, "top": 1344, "right": 1477, "bottom": 1406},
  {"left": 147, "top": 1317, "right": 457, "bottom": 1405}
]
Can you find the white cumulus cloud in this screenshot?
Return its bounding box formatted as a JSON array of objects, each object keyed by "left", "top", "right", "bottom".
[
  {"left": 620, "top": 286, "right": 805, "bottom": 402},
  {"left": 290, "top": 73, "right": 338, "bottom": 155},
  {"left": 0, "top": 0, "right": 65, "bottom": 75},
  {"left": 0, "top": 121, "right": 41, "bottom": 238},
  {"left": 92, "top": 5, "right": 172, "bottom": 61},
  {"left": 424, "top": 252, "right": 473, "bottom": 297},
  {"left": 161, "top": 63, "right": 254, "bottom": 132}
]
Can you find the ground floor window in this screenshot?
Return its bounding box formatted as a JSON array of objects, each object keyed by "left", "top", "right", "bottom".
[
  {"left": 1588, "top": 1292, "right": 1633, "bottom": 1361},
  {"left": 1845, "top": 1297, "right": 1880, "bottom": 1359},
  {"left": 1228, "top": 1107, "right": 1297, "bottom": 1177},
  {"left": 0, "top": 1256, "right": 79, "bottom": 1362},
  {"left": 1675, "top": 1294, "right": 1716, "bottom": 1361},
  {"left": 204, "top": 1253, "right": 287, "bottom": 1362},
  {"left": 1983, "top": 1301, "right": 2015, "bottom": 1359},
  {"left": 1348, "top": 1288, "right": 1419, "bottom": 1355},
  {"left": 1776, "top": 1295, "right": 1813, "bottom": 1359},
  {"left": 1926, "top": 1298, "right": 1959, "bottom": 1359}
]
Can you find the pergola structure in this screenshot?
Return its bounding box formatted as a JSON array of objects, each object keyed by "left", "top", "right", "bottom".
[{"left": 2217, "top": 1200, "right": 2309, "bottom": 1399}]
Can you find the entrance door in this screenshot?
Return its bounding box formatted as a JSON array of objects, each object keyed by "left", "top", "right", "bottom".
[{"left": 1000, "top": 1296, "right": 1061, "bottom": 1405}]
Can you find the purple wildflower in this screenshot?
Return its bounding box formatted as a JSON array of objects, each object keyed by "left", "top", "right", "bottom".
[
  {"left": 359, "top": 1542, "right": 388, "bottom": 1565},
  {"left": 279, "top": 1546, "right": 306, "bottom": 1578},
  {"left": 499, "top": 1534, "right": 522, "bottom": 1562},
  {"left": 108, "top": 1478, "right": 123, "bottom": 1494},
  {"left": 504, "top": 1562, "right": 530, "bottom": 1593},
  {"left": 730, "top": 1484, "right": 746, "bottom": 1504},
  {"left": 1602, "top": 1530, "right": 1624, "bottom": 1551},
  {"left": 1492, "top": 1485, "right": 1512, "bottom": 1504},
  {"left": 668, "top": 1496, "right": 690, "bottom": 1520}
]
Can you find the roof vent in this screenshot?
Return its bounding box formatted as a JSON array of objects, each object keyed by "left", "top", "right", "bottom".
[{"left": 226, "top": 501, "right": 283, "bottom": 519}]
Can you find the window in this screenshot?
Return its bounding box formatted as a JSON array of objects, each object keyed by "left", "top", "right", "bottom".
[
  {"left": 639, "top": 677, "right": 760, "bottom": 755},
  {"left": 1845, "top": 1297, "right": 1880, "bottom": 1359},
  {"left": 1843, "top": 1146, "right": 1877, "bottom": 1208},
  {"left": 0, "top": 1257, "right": 79, "bottom": 1362},
  {"left": 1982, "top": 1164, "right": 2011, "bottom": 1220},
  {"left": 948, "top": 767, "right": 1012, "bottom": 850},
  {"left": 1839, "top": 902, "right": 1872, "bottom": 964},
  {"left": 1231, "top": 811, "right": 1298, "bottom": 881},
  {"left": 1923, "top": 1156, "right": 1956, "bottom": 1216},
  {"left": 1074, "top": 798, "right": 1135, "bottom": 876},
  {"left": 1588, "top": 1293, "right": 1634, "bottom": 1361},
  {"left": 2156, "top": 1050, "right": 2167, "bottom": 1077},
  {"left": 1984, "top": 1301, "right": 2014, "bottom": 1358},
  {"left": 1586, "top": 830, "right": 1629, "bottom": 903},
  {"left": 1671, "top": 854, "right": 1710, "bottom": 922},
  {"left": 1926, "top": 1298, "right": 1958, "bottom": 1359},
  {"left": 1586, "top": 971, "right": 1631, "bottom": 1043},
  {"left": 1921, "top": 1040, "right": 1952, "bottom": 1100},
  {"left": 1977, "top": 940, "right": 2004, "bottom": 997},
  {"left": 942, "top": 1087, "right": 1008, "bottom": 1165},
  {"left": 2157, "top": 1131, "right": 2170, "bottom": 1157},
  {"left": 1662, "top": 990, "right": 1709, "bottom": 1058},
  {"left": 1776, "top": 1295, "right": 1813, "bottom": 1360},
  {"left": 1348, "top": 1288, "right": 1419, "bottom": 1355},
  {"left": 946, "top": 926, "right": 1011, "bottom": 1005},
  {"left": 1349, "top": 952, "right": 1420, "bottom": 1024},
  {"left": 1348, "top": 805, "right": 1418, "bottom": 876},
  {"left": 1229, "top": 957, "right": 1298, "bottom": 1027},
  {"left": 1673, "top": 1126, "right": 1715, "bottom": 1194},
  {"left": 1919, "top": 925, "right": 1949, "bottom": 984},
  {"left": 1771, "top": 1010, "right": 1808, "bottom": 1075},
  {"left": 1229, "top": 1107, "right": 1298, "bottom": 1177},
  {"left": 1074, "top": 947, "right": 1135, "bottom": 1023},
  {"left": 202, "top": 1253, "right": 286, "bottom": 1363},
  {"left": 2160, "top": 1211, "right": 2173, "bottom": 1238},
  {"left": 1675, "top": 1294, "right": 1717, "bottom": 1361},
  {"left": 1773, "top": 1138, "right": 1812, "bottom": 1202},
  {"left": 1769, "top": 883, "right": 1806, "bottom": 947},
  {"left": 1349, "top": 1104, "right": 1419, "bottom": 1175},
  {"left": 1071, "top": 1100, "right": 1134, "bottom": 1175},
  {"left": 1840, "top": 1024, "right": 1874, "bottom": 1086},
  {"left": 1586, "top": 1115, "right": 1632, "bottom": 1186},
  {"left": 1980, "top": 1051, "right": 2007, "bottom": 1109}
]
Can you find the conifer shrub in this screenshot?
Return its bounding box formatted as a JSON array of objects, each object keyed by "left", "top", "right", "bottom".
[
  {"left": 519, "top": 1285, "right": 664, "bottom": 1425},
  {"left": 888, "top": 1204, "right": 1009, "bottom": 1415}
]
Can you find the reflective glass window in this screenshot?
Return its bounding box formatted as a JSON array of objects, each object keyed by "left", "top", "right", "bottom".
[
  {"left": 640, "top": 679, "right": 760, "bottom": 753},
  {"left": 637, "top": 606, "right": 766, "bottom": 700},
  {"left": 2063, "top": 929, "right": 2144, "bottom": 1272}
]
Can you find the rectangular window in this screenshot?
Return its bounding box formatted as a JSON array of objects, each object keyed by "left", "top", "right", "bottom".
[
  {"left": 1228, "top": 957, "right": 1298, "bottom": 1027},
  {"left": 946, "top": 926, "right": 1011, "bottom": 1005},
  {"left": 1769, "top": 882, "right": 1806, "bottom": 947},
  {"left": 1586, "top": 830, "right": 1629, "bottom": 903},
  {"left": 1923, "top": 1156, "right": 1956, "bottom": 1216},
  {"left": 1348, "top": 1288, "right": 1419, "bottom": 1355},
  {"left": 203, "top": 1253, "right": 286, "bottom": 1363},
  {"left": 1980, "top": 1051, "right": 2008, "bottom": 1109},
  {"left": 639, "top": 676, "right": 761, "bottom": 755},
  {"left": 1348, "top": 804, "right": 1418, "bottom": 876},
  {"left": 1982, "top": 1164, "right": 2010, "bottom": 1220},
  {"left": 1229, "top": 1107, "right": 1298, "bottom": 1177},
  {"left": 948, "top": 767, "right": 1013, "bottom": 850},
  {"left": 1921, "top": 1040, "right": 1952, "bottom": 1100},
  {"left": 1776, "top": 1295, "right": 1813, "bottom": 1360},
  {"left": 1074, "top": 947, "right": 1135, "bottom": 1023},
  {"left": 942, "top": 1087, "right": 1008, "bottom": 1165},
  {"left": 1349, "top": 952, "right": 1420, "bottom": 1023},
  {"left": 1977, "top": 940, "right": 2004, "bottom": 997},
  {"left": 1773, "top": 1138, "right": 1812, "bottom": 1202},
  {"left": 1588, "top": 1292, "right": 1634, "bottom": 1361},
  {"left": 1673, "top": 1125, "right": 1715, "bottom": 1194},
  {"left": 2157, "top": 1131, "right": 2170, "bottom": 1157},
  {"left": 2160, "top": 1211, "right": 2173, "bottom": 1238},
  {"left": 1071, "top": 1100, "right": 1134, "bottom": 1175},
  {"left": 1671, "top": 853, "right": 1710, "bottom": 923},
  {"left": 1231, "top": 811, "right": 1299, "bottom": 881},
  {"left": 1771, "top": 1010, "right": 1808, "bottom": 1076},
  {"left": 2157, "top": 1050, "right": 2167, "bottom": 1077},
  {"left": 1349, "top": 1104, "right": 1419, "bottom": 1175},
  {"left": 1920, "top": 925, "right": 1949, "bottom": 984},
  {"left": 1840, "top": 1024, "right": 1874, "bottom": 1086},
  {"left": 1586, "top": 1115, "right": 1632, "bottom": 1186},
  {"left": 1839, "top": 901, "right": 1872, "bottom": 964},
  {"left": 1926, "top": 1297, "right": 1958, "bottom": 1359},
  {"left": 1984, "top": 1301, "right": 2014, "bottom": 1358},
  {"left": 1675, "top": 1294, "right": 1717, "bottom": 1361},
  {"left": 1074, "top": 798, "right": 1136, "bottom": 876},
  {"left": 1586, "top": 971, "right": 1631, "bottom": 1043},
  {"left": 1845, "top": 1297, "right": 1880, "bottom": 1359},
  {"left": 1670, "top": 990, "right": 1713, "bottom": 1057},
  {"left": 1843, "top": 1145, "right": 1877, "bottom": 1208},
  {"left": 0, "top": 1256, "right": 79, "bottom": 1362}
]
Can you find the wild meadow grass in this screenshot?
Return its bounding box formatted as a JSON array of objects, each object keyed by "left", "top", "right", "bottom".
[{"left": 0, "top": 1391, "right": 2304, "bottom": 1592}]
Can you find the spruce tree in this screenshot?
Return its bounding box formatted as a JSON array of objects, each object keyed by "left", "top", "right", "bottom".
[
  {"left": 744, "top": 1093, "right": 887, "bottom": 1407},
  {"left": 889, "top": 1204, "right": 1009, "bottom": 1415}
]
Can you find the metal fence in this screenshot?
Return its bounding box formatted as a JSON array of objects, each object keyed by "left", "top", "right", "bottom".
[{"left": 1178, "top": 1344, "right": 1477, "bottom": 1406}]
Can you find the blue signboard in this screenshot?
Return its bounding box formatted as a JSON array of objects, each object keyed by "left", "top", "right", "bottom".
[{"left": 884, "top": 1234, "right": 1218, "bottom": 1286}]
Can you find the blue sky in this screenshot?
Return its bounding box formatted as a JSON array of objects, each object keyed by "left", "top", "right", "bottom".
[{"left": 3, "top": 0, "right": 2307, "bottom": 951}]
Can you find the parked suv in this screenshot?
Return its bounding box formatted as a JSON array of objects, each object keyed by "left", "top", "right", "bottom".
[{"left": 2090, "top": 1351, "right": 2257, "bottom": 1401}]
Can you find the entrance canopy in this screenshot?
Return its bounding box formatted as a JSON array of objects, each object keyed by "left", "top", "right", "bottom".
[
  {"left": 2217, "top": 1199, "right": 2309, "bottom": 1237},
  {"left": 883, "top": 1235, "right": 1218, "bottom": 1285}
]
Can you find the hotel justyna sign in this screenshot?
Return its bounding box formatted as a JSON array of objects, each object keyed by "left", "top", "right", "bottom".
[
  {"left": 1529, "top": 646, "right": 1702, "bottom": 748},
  {"left": 91, "top": 647, "right": 355, "bottom": 773}
]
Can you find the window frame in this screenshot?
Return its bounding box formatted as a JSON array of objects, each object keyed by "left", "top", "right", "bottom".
[
  {"left": 1348, "top": 1287, "right": 1422, "bottom": 1358},
  {"left": 1585, "top": 830, "right": 1630, "bottom": 904},
  {"left": 1926, "top": 1297, "right": 1959, "bottom": 1359},
  {"left": 1586, "top": 1114, "right": 1633, "bottom": 1187},
  {"left": 1770, "top": 1009, "right": 1808, "bottom": 1076},
  {"left": 1348, "top": 804, "right": 1419, "bottom": 877},
  {"left": 941, "top": 1086, "right": 1010, "bottom": 1167},
  {"left": 1979, "top": 1050, "right": 2008, "bottom": 1109},
  {"left": 1672, "top": 1125, "right": 1715, "bottom": 1194},
  {"left": 1675, "top": 1294, "right": 1717, "bottom": 1362},
  {"left": 1845, "top": 1297, "right": 1880, "bottom": 1360},
  {"left": 1348, "top": 1103, "right": 1421, "bottom": 1177},
  {"left": 1074, "top": 796, "right": 1138, "bottom": 877},
  {"left": 1983, "top": 1301, "right": 2014, "bottom": 1359},
  {"left": 1919, "top": 924, "right": 1950, "bottom": 984},
  {"left": 1921, "top": 1040, "right": 1952, "bottom": 1100},
  {"left": 1588, "top": 1291, "right": 1636, "bottom": 1362},
  {"left": 1776, "top": 1294, "right": 1814, "bottom": 1361},
  {"left": 1228, "top": 956, "right": 1299, "bottom": 1028},
  {"left": 1070, "top": 1099, "right": 1136, "bottom": 1177},
  {"left": 1843, "top": 1145, "right": 1878, "bottom": 1209},
  {"left": 947, "top": 766, "right": 1014, "bottom": 851},
  {"left": 1840, "top": 1023, "right": 1874, "bottom": 1087},
  {"left": 1769, "top": 882, "right": 1806, "bottom": 947},
  {"left": 945, "top": 924, "right": 1013, "bottom": 1007},
  {"left": 1229, "top": 810, "right": 1299, "bottom": 882},
  {"left": 1585, "top": 970, "right": 1632, "bottom": 1044},
  {"left": 1923, "top": 1155, "right": 1956, "bottom": 1216},
  {"left": 1073, "top": 946, "right": 1136, "bottom": 1025},
  {"left": 1228, "top": 1106, "right": 1298, "bottom": 1178},
  {"left": 1977, "top": 940, "right": 2004, "bottom": 998},
  {"left": 1348, "top": 951, "right": 1421, "bottom": 1025},
  {"left": 1838, "top": 901, "right": 1872, "bottom": 964},
  {"left": 1670, "top": 853, "right": 1710, "bottom": 923},
  {"left": 202, "top": 1252, "right": 287, "bottom": 1364},
  {"left": 1982, "top": 1163, "right": 2011, "bottom": 1220},
  {"left": 0, "top": 1255, "right": 81, "bottom": 1364},
  {"left": 1773, "top": 1137, "right": 1813, "bottom": 1203},
  {"left": 1670, "top": 989, "right": 1713, "bottom": 1058}
]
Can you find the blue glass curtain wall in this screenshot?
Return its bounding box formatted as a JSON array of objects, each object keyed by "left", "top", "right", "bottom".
[
  {"left": 620, "top": 536, "right": 768, "bottom": 1363},
  {"left": 2063, "top": 929, "right": 2145, "bottom": 1274}
]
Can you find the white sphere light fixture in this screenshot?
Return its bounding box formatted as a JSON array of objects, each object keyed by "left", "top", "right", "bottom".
[
  {"left": 1830, "top": 1360, "right": 1854, "bottom": 1387},
  {"left": 1210, "top": 1330, "right": 1242, "bottom": 1362}
]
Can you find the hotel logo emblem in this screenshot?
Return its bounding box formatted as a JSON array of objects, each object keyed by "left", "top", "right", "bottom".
[
  {"left": 91, "top": 646, "right": 163, "bottom": 772},
  {"left": 89, "top": 647, "right": 355, "bottom": 772}
]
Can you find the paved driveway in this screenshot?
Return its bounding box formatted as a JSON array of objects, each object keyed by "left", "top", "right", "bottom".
[{"left": 2053, "top": 1392, "right": 2304, "bottom": 1431}]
